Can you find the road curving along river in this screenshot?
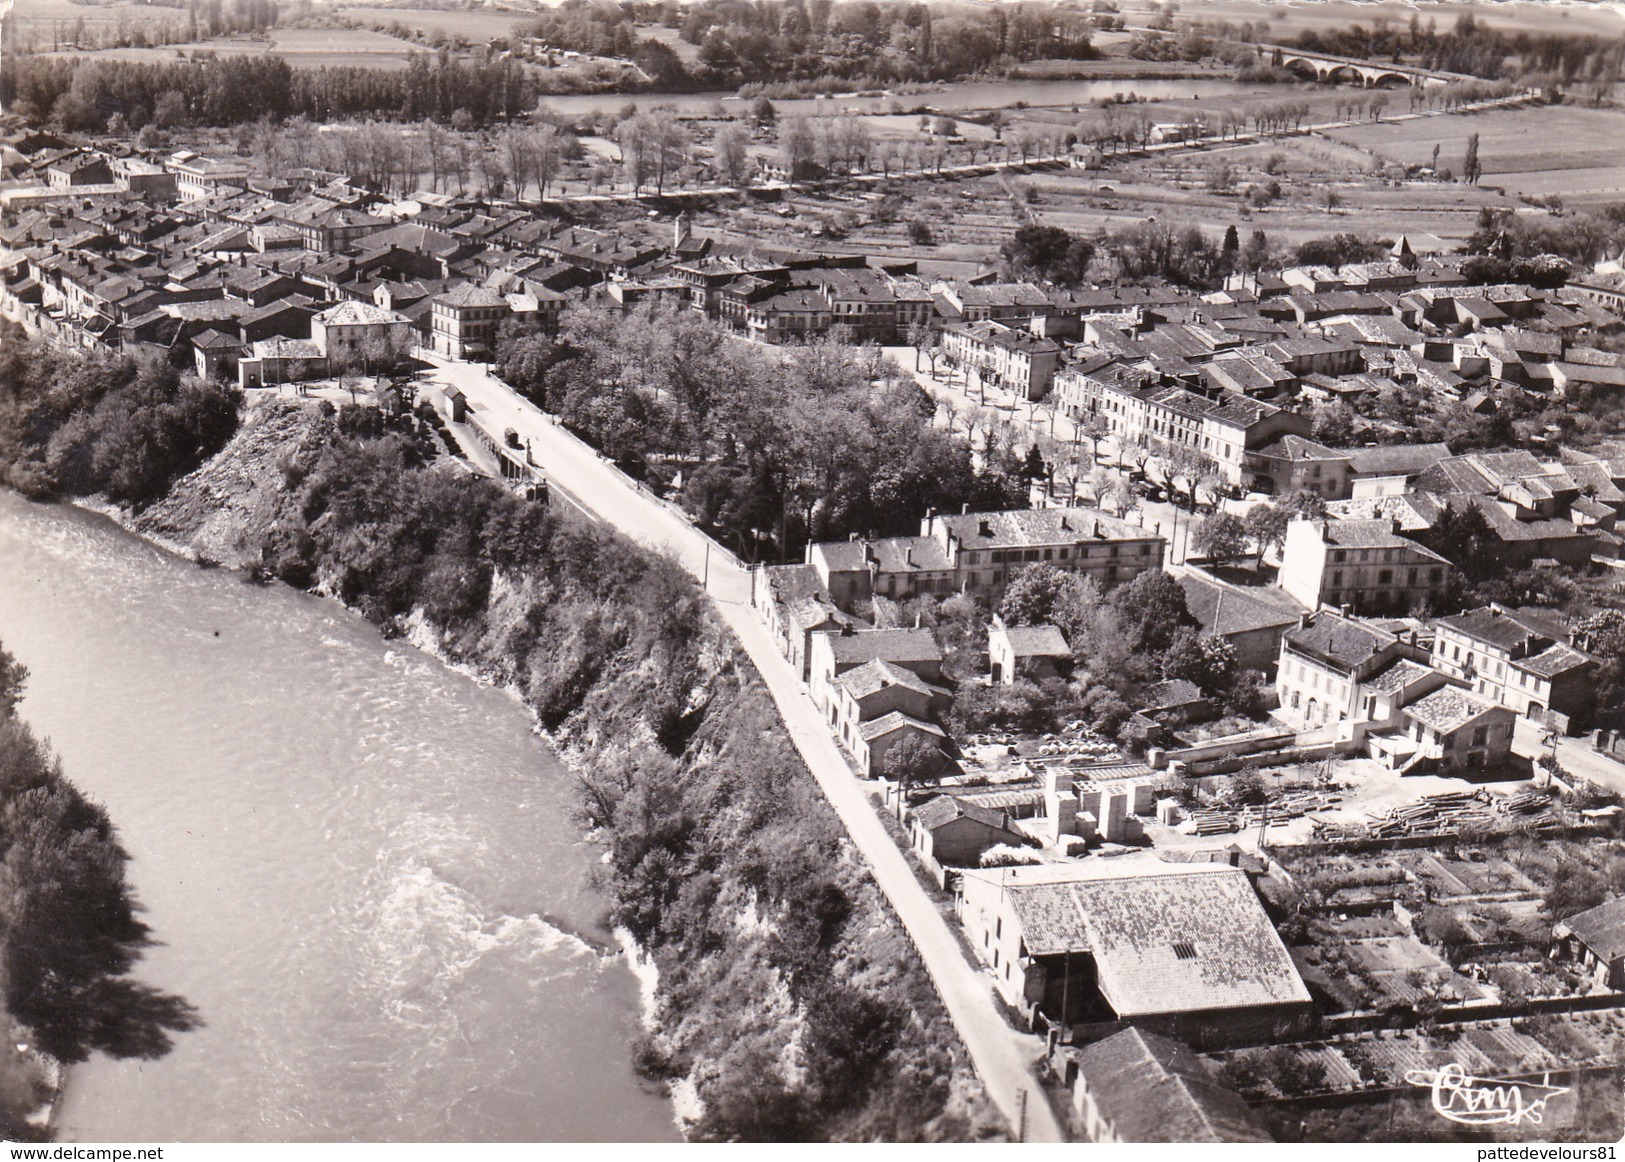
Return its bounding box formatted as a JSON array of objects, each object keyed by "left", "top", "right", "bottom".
[{"left": 0, "top": 492, "right": 678, "bottom": 1143}]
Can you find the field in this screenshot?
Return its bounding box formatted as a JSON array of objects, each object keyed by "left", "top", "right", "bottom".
[
  {"left": 7, "top": 0, "right": 186, "bottom": 53},
  {"left": 333, "top": 4, "right": 537, "bottom": 41},
  {"left": 1325, "top": 102, "right": 1625, "bottom": 203},
  {"left": 31, "top": 27, "right": 432, "bottom": 70},
  {"left": 8, "top": 0, "right": 541, "bottom": 56}
]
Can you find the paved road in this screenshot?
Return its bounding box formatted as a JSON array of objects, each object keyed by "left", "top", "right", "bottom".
[
  {"left": 1512, "top": 719, "right": 1625, "bottom": 799},
  {"left": 417, "top": 352, "right": 1065, "bottom": 1143}
]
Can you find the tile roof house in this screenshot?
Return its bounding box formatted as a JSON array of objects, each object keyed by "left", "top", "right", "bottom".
[
  {"left": 190, "top": 327, "right": 244, "bottom": 381},
  {"left": 808, "top": 627, "right": 944, "bottom": 719},
  {"left": 1245, "top": 435, "right": 1352, "bottom": 499},
  {"left": 807, "top": 507, "right": 1164, "bottom": 610},
  {"left": 1177, "top": 571, "right": 1304, "bottom": 673},
  {"left": 908, "top": 796, "right": 1028, "bottom": 878},
  {"left": 1062, "top": 1027, "right": 1270, "bottom": 1143},
  {"left": 988, "top": 622, "right": 1071, "bottom": 684},
  {"left": 1275, "top": 608, "right": 1435, "bottom": 734},
  {"left": 830, "top": 658, "right": 952, "bottom": 775},
  {"left": 1056, "top": 364, "right": 1311, "bottom": 487},
  {"left": 1279, "top": 517, "right": 1451, "bottom": 616},
  {"left": 751, "top": 563, "right": 858, "bottom": 680},
  {"left": 1553, "top": 897, "right": 1625, "bottom": 990},
  {"left": 941, "top": 319, "right": 1064, "bottom": 401},
  {"left": 310, "top": 300, "right": 415, "bottom": 372},
  {"left": 1431, "top": 606, "right": 1597, "bottom": 729},
  {"left": 430, "top": 282, "right": 509, "bottom": 360},
  {"left": 958, "top": 860, "right": 1312, "bottom": 1042},
  {"left": 1341, "top": 442, "right": 1454, "bottom": 498},
  {"left": 1395, "top": 686, "right": 1516, "bottom": 774},
  {"left": 853, "top": 711, "right": 949, "bottom": 780}
]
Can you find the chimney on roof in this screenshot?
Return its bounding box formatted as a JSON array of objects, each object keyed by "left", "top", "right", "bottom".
[
  {"left": 905, "top": 546, "right": 914, "bottom": 566},
  {"left": 962, "top": 502, "right": 971, "bottom": 515},
  {"left": 1060, "top": 514, "right": 1070, "bottom": 532},
  {"left": 978, "top": 519, "right": 992, "bottom": 537},
  {"left": 1339, "top": 604, "right": 1351, "bottom": 618},
  {"left": 1299, "top": 612, "right": 1313, "bottom": 629},
  {"left": 841, "top": 622, "right": 855, "bottom": 637}
]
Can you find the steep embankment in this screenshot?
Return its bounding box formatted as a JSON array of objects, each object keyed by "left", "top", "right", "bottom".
[{"left": 137, "top": 397, "right": 1000, "bottom": 1142}]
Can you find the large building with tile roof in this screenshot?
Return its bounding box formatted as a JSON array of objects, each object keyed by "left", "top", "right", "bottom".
[
  {"left": 1054, "top": 365, "right": 1311, "bottom": 486},
  {"left": 1275, "top": 608, "right": 1433, "bottom": 732},
  {"left": 958, "top": 860, "right": 1312, "bottom": 1043},
  {"left": 429, "top": 282, "right": 508, "bottom": 359},
  {"left": 1062, "top": 1027, "right": 1270, "bottom": 1142},
  {"left": 1177, "top": 571, "right": 1304, "bottom": 673},
  {"left": 1431, "top": 605, "right": 1598, "bottom": 728},
  {"left": 1279, "top": 516, "right": 1452, "bottom": 615},
  {"left": 807, "top": 506, "right": 1165, "bottom": 609}
]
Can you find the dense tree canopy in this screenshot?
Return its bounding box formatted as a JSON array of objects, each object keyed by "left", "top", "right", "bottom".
[
  {"left": 0, "top": 324, "right": 240, "bottom": 507},
  {"left": 526, "top": 303, "right": 1026, "bottom": 561},
  {"left": 1000, "top": 223, "right": 1094, "bottom": 286}
]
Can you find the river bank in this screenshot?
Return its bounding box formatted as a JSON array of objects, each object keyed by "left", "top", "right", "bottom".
[{"left": 25, "top": 393, "right": 998, "bottom": 1141}]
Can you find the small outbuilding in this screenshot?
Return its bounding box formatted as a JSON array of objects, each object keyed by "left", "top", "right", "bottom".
[
  {"left": 989, "top": 622, "right": 1071, "bottom": 684},
  {"left": 1553, "top": 896, "right": 1625, "bottom": 990},
  {"left": 1064, "top": 1027, "right": 1270, "bottom": 1143},
  {"left": 910, "top": 795, "right": 1028, "bottom": 874}
]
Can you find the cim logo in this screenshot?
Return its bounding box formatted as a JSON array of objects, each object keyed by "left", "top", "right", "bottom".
[{"left": 1405, "top": 1064, "right": 1573, "bottom": 1127}]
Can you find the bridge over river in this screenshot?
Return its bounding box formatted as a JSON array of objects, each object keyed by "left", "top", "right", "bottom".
[{"left": 1253, "top": 43, "right": 1476, "bottom": 89}]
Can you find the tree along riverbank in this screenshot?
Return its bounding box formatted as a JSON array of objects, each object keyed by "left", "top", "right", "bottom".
[
  {"left": 0, "top": 333, "right": 999, "bottom": 1139},
  {"left": 0, "top": 642, "right": 199, "bottom": 1140}
]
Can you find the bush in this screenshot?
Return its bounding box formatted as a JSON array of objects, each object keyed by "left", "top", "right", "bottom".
[
  {"left": 0, "top": 331, "right": 241, "bottom": 507},
  {"left": 980, "top": 845, "right": 1042, "bottom": 868},
  {"left": 1219, "top": 1045, "right": 1328, "bottom": 1096}
]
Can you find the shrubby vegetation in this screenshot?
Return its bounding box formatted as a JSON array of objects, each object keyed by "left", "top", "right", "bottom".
[
  {"left": 1000, "top": 223, "right": 1094, "bottom": 286},
  {"left": 951, "top": 563, "right": 1263, "bottom": 743},
  {"left": 4, "top": 52, "right": 540, "bottom": 132},
  {"left": 527, "top": 0, "right": 1096, "bottom": 90},
  {"left": 0, "top": 641, "right": 199, "bottom": 1139},
  {"left": 0, "top": 324, "right": 240, "bottom": 507},
  {"left": 256, "top": 406, "right": 982, "bottom": 1139}
]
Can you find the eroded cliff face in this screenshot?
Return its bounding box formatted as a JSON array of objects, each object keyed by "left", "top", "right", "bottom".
[
  {"left": 134, "top": 397, "right": 1001, "bottom": 1142},
  {"left": 136, "top": 400, "right": 315, "bottom": 570}
]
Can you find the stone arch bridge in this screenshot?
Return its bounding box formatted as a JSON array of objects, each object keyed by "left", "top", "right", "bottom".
[{"left": 1256, "top": 44, "right": 1463, "bottom": 89}]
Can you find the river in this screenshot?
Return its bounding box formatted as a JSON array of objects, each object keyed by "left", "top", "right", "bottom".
[
  {"left": 0, "top": 493, "right": 679, "bottom": 1143},
  {"left": 540, "top": 76, "right": 1265, "bottom": 119}
]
